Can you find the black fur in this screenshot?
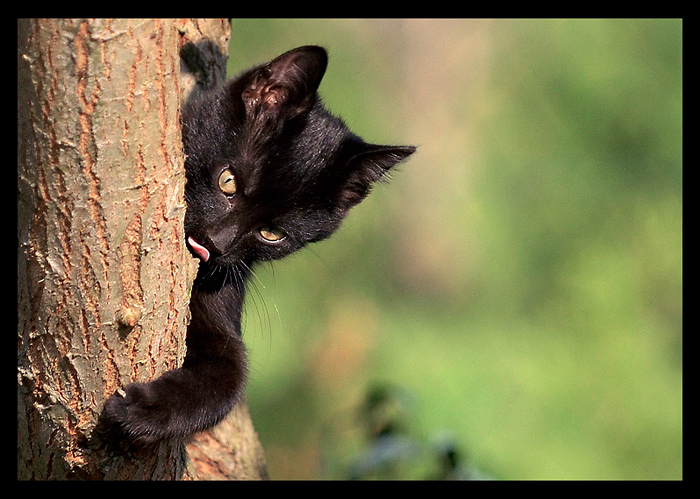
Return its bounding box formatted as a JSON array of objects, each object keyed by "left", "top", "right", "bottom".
[{"left": 102, "top": 46, "right": 414, "bottom": 444}]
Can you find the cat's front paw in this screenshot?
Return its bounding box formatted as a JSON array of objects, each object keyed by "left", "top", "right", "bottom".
[{"left": 102, "top": 383, "right": 165, "bottom": 445}]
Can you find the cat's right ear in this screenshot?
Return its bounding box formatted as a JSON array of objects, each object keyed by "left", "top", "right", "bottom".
[
  {"left": 229, "top": 46, "right": 328, "bottom": 121},
  {"left": 337, "top": 143, "right": 416, "bottom": 211}
]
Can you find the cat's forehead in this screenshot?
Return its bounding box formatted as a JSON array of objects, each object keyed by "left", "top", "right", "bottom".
[
  {"left": 235, "top": 119, "right": 345, "bottom": 199},
  {"left": 242, "top": 153, "right": 328, "bottom": 205}
]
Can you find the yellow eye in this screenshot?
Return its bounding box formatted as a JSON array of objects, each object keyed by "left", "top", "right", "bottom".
[
  {"left": 259, "top": 226, "right": 285, "bottom": 242},
  {"left": 218, "top": 169, "right": 237, "bottom": 195}
]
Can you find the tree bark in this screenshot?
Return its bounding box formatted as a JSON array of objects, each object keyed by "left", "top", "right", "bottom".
[{"left": 18, "top": 18, "right": 267, "bottom": 480}]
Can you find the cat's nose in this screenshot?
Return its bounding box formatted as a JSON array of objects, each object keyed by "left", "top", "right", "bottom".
[
  {"left": 204, "top": 235, "right": 225, "bottom": 258},
  {"left": 206, "top": 218, "right": 241, "bottom": 257},
  {"left": 206, "top": 231, "right": 235, "bottom": 258}
]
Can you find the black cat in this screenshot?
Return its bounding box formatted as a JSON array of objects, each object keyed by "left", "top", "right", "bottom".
[{"left": 103, "top": 46, "right": 415, "bottom": 444}]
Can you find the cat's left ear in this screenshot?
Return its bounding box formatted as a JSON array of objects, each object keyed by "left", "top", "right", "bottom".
[
  {"left": 338, "top": 144, "right": 416, "bottom": 210},
  {"left": 238, "top": 45, "right": 328, "bottom": 119}
]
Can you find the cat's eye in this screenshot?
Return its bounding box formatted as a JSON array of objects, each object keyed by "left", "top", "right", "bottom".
[
  {"left": 218, "top": 169, "right": 237, "bottom": 195},
  {"left": 259, "top": 226, "right": 285, "bottom": 243}
]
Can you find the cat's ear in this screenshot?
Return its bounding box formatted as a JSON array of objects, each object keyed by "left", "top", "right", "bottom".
[
  {"left": 234, "top": 45, "right": 328, "bottom": 120},
  {"left": 337, "top": 143, "right": 416, "bottom": 210}
]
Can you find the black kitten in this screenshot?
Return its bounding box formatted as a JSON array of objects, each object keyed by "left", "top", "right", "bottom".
[{"left": 103, "top": 46, "right": 414, "bottom": 444}]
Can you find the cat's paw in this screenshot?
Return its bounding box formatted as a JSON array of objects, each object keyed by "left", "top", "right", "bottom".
[{"left": 101, "top": 383, "right": 165, "bottom": 445}]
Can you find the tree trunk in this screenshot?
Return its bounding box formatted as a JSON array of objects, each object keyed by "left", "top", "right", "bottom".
[{"left": 18, "top": 18, "right": 267, "bottom": 480}]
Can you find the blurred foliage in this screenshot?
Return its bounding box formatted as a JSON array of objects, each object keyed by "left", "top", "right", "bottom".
[
  {"left": 320, "top": 383, "right": 492, "bottom": 480},
  {"left": 227, "top": 19, "right": 682, "bottom": 479}
]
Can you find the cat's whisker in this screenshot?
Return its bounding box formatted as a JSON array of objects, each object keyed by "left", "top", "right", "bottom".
[{"left": 241, "top": 261, "right": 274, "bottom": 339}]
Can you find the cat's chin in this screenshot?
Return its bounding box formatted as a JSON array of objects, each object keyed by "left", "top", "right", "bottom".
[{"left": 187, "top": 236, "right": 210, "bottom": 262}]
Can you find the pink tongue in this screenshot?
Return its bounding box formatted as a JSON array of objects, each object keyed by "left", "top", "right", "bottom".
[{"left": 187, "top": 237, "right": 210, "bottom": 262}]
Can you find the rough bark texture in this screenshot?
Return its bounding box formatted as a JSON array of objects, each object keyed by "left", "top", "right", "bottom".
[
  {"left": 18, "top": 18, "right": 267, "bottom": 480},
  {"left": 186, "top": 402, "right": 269, "bottom": 480}
]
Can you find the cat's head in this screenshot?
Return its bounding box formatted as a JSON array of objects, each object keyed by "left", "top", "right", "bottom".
[{"left": 182, "top": 45, "right": 414, "bottom": 269}]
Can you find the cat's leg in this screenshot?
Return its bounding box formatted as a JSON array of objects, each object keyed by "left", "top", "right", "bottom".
[
  {"left": 102, "top": 281, "right": 247, "bottom": 445},
  {"left": 102, "top": 352, "right": 246, "bottom": 444}
]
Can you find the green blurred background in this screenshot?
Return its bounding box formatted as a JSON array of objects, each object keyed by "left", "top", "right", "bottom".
[{"left": 226, "top": 19, "right": 682, "bottom": 480}]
